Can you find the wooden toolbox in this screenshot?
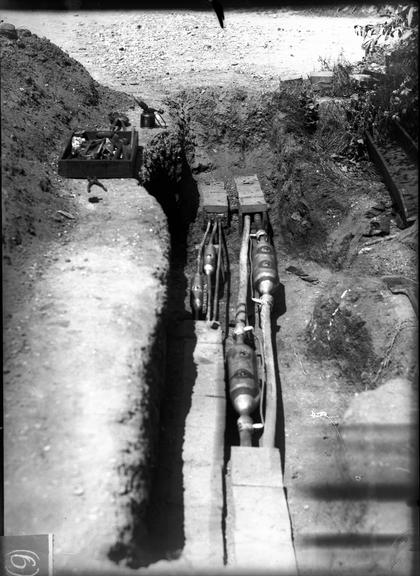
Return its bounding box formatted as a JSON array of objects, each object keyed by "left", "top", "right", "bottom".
[{"left": 58, "top": 129, "right": 138, "bottom": 179}]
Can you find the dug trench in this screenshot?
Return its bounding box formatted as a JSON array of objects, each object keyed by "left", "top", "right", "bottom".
[
  {"left": 113, "top": 86, "right": 417, "bottom": 572},
  {"left": 2, "top": 21, "right": 417, "bottom": 576}
]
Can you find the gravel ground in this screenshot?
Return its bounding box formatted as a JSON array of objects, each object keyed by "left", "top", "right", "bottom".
[{"left": 2, "top": 7, "right": 383, "bottom": 97}]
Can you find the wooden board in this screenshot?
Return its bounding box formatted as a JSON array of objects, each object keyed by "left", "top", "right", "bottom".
[
  {"left": 364, "top": 131, "right": 408, "bottom": 226},
  {"left": 235, "top": 174, "right": 267, "bottom": 214},
  {"left": 199, "top": 181, "right": 229, "bottom": 214}
]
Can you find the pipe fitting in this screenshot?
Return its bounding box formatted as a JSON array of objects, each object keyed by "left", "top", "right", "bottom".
[
  {"left": 204, "top": 244, "right": 216, "bottom": 276},
  {"left": 260, "top": 293, "right": 274, "bottom": 308},
  {"left": 190, "top": 272, "right": 204, "bottom": 317},
  {"left": 237, "top": 414, "right": 254, "bottom": 447},
  {"left": 238, "top": 414, "right": 254, "bottom": 431},
  {"left": 233, "top": 324, "right": 245, "bottom": 336},
  {"left": 252, "top": 234, "right": 279, "bottom": 296},
  {"left": 255, "top": 229, "right": 267, "bottom": 240}
]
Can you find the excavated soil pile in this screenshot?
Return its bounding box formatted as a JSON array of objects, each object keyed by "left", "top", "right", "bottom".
[
  {"left": 1, "top": 27, "right": 132, "bottom": 253},
  {"left": 306, "top": 293, "right": 379, "bottom": 387}
]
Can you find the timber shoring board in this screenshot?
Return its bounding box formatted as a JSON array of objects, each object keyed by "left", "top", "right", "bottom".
[{"left": 364, "top": 130, "right": 409, "bottom": 227}]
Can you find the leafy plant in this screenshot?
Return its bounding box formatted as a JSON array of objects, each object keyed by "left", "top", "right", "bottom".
[
  {"left": 299, "top": 88, "right": 319, "bottom": 133},
  {"left": 354, "top": 4, "right": 418, "bottom": 55},
  {"left": 351, "top": 3, "right": 418, "bottom": 140},
  {"left": 345, "top": 90, "right": 380, "bottom": 159},
  {"left": 318, "top": 53, "right": 354, "bottom": 97}
]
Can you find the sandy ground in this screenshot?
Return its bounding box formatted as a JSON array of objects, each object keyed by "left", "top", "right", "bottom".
[{"left": 2, "top": 6, "right": 418, "bottom": 576}]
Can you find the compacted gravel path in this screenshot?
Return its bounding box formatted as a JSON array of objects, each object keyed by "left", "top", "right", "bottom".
[{"left": 3, "top": 7, "right": 382, "bottom": 98}]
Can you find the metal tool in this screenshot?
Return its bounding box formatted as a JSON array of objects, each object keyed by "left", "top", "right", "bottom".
[
  {"left": 87, "top": 177, "right": 108, "bottom": 193},
  {"left": 382, "top": 275, "right": 418, "bottom": 316},
  {"left": 134, "top": 97, "right": 167, "bottom": 128},
  {"left": 108, "top": 112, "right": 130, "bottom": 132}
]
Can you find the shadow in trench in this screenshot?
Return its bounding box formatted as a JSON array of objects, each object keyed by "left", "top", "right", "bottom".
[
  {"left": 141, "top": 159, "right": 200, "bottom": 564},
  {"left": 272, "top": 313, "right": 286, "bottom": 474}
]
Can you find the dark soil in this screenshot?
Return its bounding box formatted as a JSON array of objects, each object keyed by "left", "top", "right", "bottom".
[
  {"left": 306, "top": 293, "right": 379, "bottom": 387},
  {"left": 164, "top": 82, "right": 416, "bottom": 274}
]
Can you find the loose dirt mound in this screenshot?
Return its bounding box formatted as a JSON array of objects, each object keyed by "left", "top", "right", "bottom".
[
  {"left": 306, "top": 292, "right": 379, "bottom": 387},
  {"left": 1, "top": 27, "right": 132, "bottom": 253}
]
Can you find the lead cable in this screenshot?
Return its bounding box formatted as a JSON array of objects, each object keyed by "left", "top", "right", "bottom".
[
  {"left": 235, "top": 214, "right": 251, "bottom": 333},
  {"left": 212, "top": 219, "right": 223, "bottom": 323},
  {"left": 197, "top": 220, "right": 211, "bottom": 273},
  {"left": 220, "top": 221, "right": 230, "bottom": 336},
  {"left": 249, "top": 232, "right": 266, "bottom": 430},
  {"left": 205, "top": 219, "right": 218, "bottom": 322},
  {"left": 259, "top": 294, "right": 276, "bottom": 447}
]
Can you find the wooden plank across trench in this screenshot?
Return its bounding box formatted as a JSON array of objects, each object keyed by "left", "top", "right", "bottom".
[
  {"left": 235, "top": 174, "right": 268, "bottom": 215},
  {"left": 199, "top": 181, "right": 229, "bottom": 215}
]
